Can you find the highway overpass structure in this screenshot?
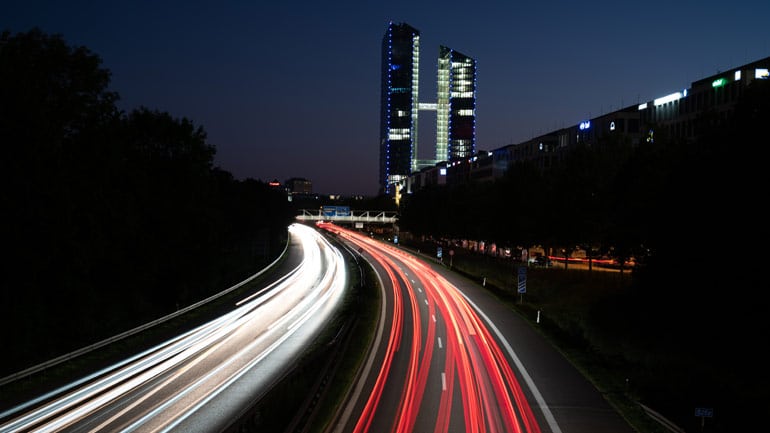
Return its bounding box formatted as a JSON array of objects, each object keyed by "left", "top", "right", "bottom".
[{"left": 296, "top": 209, "right": 397, "bottom": 225}]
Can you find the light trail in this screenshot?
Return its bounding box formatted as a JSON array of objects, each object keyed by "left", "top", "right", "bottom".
[
  {"left": 0, "top": 223, "right": 347, "bottom": 433},
  {"left": 320, "top": 222, "right": 546, "bottom": 433}
]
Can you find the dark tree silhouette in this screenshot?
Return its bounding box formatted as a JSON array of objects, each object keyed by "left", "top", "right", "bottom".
[{"left": 0, "top": 29, "right": 293, "bottom": 376}]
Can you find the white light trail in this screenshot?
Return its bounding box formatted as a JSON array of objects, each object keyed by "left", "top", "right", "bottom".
[{"left": 0, "top": 223, "right": 347, "bottom": 433}]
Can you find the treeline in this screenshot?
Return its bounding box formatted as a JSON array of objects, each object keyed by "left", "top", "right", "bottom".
[
  {"left": 399, "top": 76, "right": 768, "bottom": 421},
  {"left": 399, "top": 75, "right": 768, "bottom": 294},
  {"left": 0, "top": 28, "right": 294, "bottom": 375}
]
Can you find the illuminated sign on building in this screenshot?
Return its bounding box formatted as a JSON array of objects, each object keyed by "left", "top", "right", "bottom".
[
  {"left": 579, "top": 120, "right": 591, "bottom": 130},
  {"left": 712, "top": 78, "right": 728, "bottom": 88}
]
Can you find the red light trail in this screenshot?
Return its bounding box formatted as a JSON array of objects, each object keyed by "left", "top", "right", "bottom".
[{"left": 319, "top": 222, "right": 542, "bottom": 433}]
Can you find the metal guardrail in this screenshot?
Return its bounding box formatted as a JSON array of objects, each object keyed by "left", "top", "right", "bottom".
[
  {"left": 638, "top": 402, "right": 686, "bottom": 433},
  {"left": 0, "top": 238, "right": 290, "bottom": 387}
]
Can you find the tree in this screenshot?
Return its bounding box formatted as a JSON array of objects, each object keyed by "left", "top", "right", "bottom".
[
  {"left": 0, "top": 29, "right": 295, "bottom": 376},
  {"left": 1, "top": 28, "right": 123, "bottom": 372}
]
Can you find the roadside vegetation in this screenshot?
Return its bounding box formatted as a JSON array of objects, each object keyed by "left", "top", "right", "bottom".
[
  {"left": 3, "top": 27, "right": 765, "bottom": 433},
  {"left": 394, "top": 76, "right": 767, "bottom": 432},
  {"left": 397, "top": 238, "right": 763, "bottom": 433},
  {"left": 1, "top": 28, "right": 295, "bottom": 379}
]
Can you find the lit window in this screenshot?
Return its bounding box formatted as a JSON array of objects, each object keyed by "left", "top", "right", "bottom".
[
  {"left": 450, "top": 91, "right": 474, "bottom": 98},
  {"left": 756, "top": 68, "right": 769, "bottom": 79},
  {"left": 388, "top": 127, "right": 411, "bottom": 140},
  {"left": 654, "top": 92, "right": 682, "bottom": 106}
]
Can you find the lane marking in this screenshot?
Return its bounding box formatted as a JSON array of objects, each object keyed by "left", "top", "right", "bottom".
[{"left": 461, "top": 293, "right": 563, "bottom": 433}]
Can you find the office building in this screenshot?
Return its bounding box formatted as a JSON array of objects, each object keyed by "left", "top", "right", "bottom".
[
  {"left": 380, "top": 22, "right": 478, "bottom": 196},
  {"left": 437, "top": 45, "right": 477, "bottom": 162},
  {"left": 403, "top": 55, "right": 769, "bottom": 193},
  {"left": 380, "top": 22, "right": 420, "bottom": 196},
  {"left": 285, "top": 177, "right": 312, "bottom": 194}
]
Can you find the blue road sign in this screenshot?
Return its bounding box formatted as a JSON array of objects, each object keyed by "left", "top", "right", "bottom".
[
  {"left": 695, "top": 407, "right": 713, "bottom": 417},
  {"left": 517, "top": 266, "right": 527, "bottom": 293}
]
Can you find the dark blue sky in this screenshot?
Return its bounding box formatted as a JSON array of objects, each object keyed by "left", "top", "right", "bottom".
[{"left": 6, "top": 1, "right": 769, "bottom": 196}]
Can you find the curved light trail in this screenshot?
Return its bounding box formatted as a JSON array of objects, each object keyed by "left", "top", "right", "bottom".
[
  {"left": 320, "top": 222, "right": 546, "bottom": 433},
  {"left": 0, "top": 223, "right": 347, "bottom": 433}
]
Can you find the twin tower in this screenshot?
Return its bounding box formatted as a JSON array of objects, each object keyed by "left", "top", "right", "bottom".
[{"left": 379, "top": 22, "right": 477, "bottom": 195}]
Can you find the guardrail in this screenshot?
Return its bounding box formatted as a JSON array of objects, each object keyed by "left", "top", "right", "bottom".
[
  {"left": 0, "top": 237, "right": 290, "bottom": 387},
  {"left": 638, "top": 402, "right": 686, "bottom": 433}
]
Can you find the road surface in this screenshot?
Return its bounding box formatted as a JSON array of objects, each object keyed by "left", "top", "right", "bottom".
[
  {"left": 0, "top": 223, "right": 347, "bottom": 433},
  {"left": 321, "top": 222, "right": 635, "bottom": 433}
]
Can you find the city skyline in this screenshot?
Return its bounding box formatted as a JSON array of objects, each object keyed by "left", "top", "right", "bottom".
[
  {"left": 379, "top": 21, "right": 480, "bottom": 196},
  {"left": 5, "top": 1, "right": 770, "bottom": 196}
]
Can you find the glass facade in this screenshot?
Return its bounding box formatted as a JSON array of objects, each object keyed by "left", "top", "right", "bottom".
[
  {"left": 380, "top": 22, "right": 420, "bottom": 195},
  {"left": 437, "top": 46, "right": 476, "bottom": 162},
  {"left": 380, "top": 23, "right": 477, "bottom": 195}
]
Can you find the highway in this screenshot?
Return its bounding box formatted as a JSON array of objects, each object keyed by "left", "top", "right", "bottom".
[
  {"left": 2, "top": 221, "right": 639, "bottom": 433},
  {"left": 0, "top": 223, "right": 348, "bottom": 433},
  {"left": 322, "top": 222, "right": 636, "bottom": 433},
  {"left": 324, "top": 223, "right": 542, "bottom": 432}
]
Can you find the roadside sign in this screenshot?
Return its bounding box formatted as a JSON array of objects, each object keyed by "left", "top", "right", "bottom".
[
  {"left": 437, "top": 247, "right": 443, "bottom": 258},
  {"left": 517, "top": 266, "right": 527, "bottom": 293},
  {"left": 695, "top": 407, "right": 713, "bottom": 430},
  {"left": 695, "top": 407, "right": 713, "bottom": 417}
]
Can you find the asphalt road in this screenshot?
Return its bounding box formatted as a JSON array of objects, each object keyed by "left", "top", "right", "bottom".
[
  {"left": 325, "top": 224, "right": 636, "bottom": 433},
  {"left": 0, "top": 224, "right": 348, "bottom": 433},
  {"left": 427, "top": 257, "right": 636, "bottom": 433}
]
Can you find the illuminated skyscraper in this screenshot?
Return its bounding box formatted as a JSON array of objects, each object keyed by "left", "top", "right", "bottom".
[
  {"left": 379, "top": 22, "right": 477, "bottom": 195},
  {"left": 380, "top": 22, "right": 420, "bottom": 196},
  {"left": 437, "top": 46, "right": 476, "bottom": 161}
]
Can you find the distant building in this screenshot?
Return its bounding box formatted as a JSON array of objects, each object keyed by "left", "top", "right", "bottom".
[
  {"left": 402, "top": 54, "right": 769, "bottom": 192},
  {"left": 437, "top": 45, "right": 476, "bottom": 162},
  {"left": 638, "top": 55, "right": 770, "bottom": 143},
  {"left": 285, "top": 177, "right": 312, "bottom": 194},
  {"left": 380, "top": 22, "right": 420, "bottom": 196},
  {"left": 380, "top": 22, "right": 478, "bottom": 196}
]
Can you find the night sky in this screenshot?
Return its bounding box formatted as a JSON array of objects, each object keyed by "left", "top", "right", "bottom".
[{"left": 6, "top": 0, "right": 769, "bottom": 196}]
